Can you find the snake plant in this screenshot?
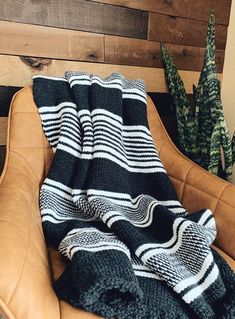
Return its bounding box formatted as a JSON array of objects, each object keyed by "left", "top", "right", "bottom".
[{"left": 161, "top": 10, "right": 234, "bottom": 181}]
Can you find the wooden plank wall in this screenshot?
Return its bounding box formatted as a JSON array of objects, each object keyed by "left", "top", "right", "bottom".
[{"left": 0, "top": 0, "right": 232, "bottom": 171}]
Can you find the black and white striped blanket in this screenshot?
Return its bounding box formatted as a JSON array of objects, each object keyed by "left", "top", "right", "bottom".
[{"left": 33, "top": 72, "right": 235, "bottom": 319}]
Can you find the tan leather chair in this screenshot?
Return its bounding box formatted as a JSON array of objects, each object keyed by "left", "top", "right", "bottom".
[{"left": 0, "top": 87, "right": 234, "bottom": 319}]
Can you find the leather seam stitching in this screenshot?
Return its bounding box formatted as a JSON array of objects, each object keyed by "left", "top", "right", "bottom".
[
  {"left": 10, "top": 149, "right": 40, "bottom": 182},
  {"left": 0, "top": 220, "right": 28, "bottom": 235},
  {"left": 12, "top": 111, "right": 38, "bottom": 114},
  {"left": 177, "top": 181, "right": 235, "bottom": 209},
  {"left": 181, "top": 166, "right": 193, "bottom": 203},
  {"left": 1, "top": 165, "right": 36, "bottom": 187},
  {"left": 0, "top": 185, "right": 33, "bottom": 204},
  {"left": 0, "top": 297, "right": 16, "bottom": 319},
  {"left": 7, "top": 187, "right": 37, "bottom": 305},
  {"left": 31, "top": 239, "right": 49, "bottom": 267},
  {"left": 214, "top": 183, "right": 231, "bottom": 213},
  {"left": 10, "top": 146, "right": 50, "bottom": 149},
  {"left": 58, "top": 300, "right": 62, "bottom": 319},
  {"left": 158, "top": 139, "right": 168, "bottom": 155}
]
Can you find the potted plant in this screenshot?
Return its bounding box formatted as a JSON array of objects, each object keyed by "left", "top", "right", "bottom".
[{"left": 161, "top": 10, "right": 234, "bottom": 181}]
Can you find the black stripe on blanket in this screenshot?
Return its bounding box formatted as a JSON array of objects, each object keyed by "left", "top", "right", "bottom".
[{"left": 33, "top": 72, "right": 235, "bottom": 319}]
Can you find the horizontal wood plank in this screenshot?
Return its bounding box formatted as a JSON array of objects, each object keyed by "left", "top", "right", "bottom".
[
  {"left": 89, "top": 0, "right": 231, "bottom": 25},
  {"left": 0, "top": 21, "right": 225, "bottom": 72},
  {"left": 105, "top": 36, "right": 225, "bottom": 72},
  {"left": 0, "top": 117, "right": 7, "bottom": 146},
  {"left": 148, "top": 12, "right": 227, "bottom": 49},
  {"left": 0, "top": 21, "right": 104, "bottom": 63},
  {"left": 0, "top": 55, "right": 223, "bottom": 94},
  {"left": 0, "top": 0, "right": 148, "bottom": 39}
]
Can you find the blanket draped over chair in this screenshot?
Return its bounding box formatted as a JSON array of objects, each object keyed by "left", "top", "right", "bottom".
[{"left": 33, "top": 72, "right": 235, "bottom": 319}]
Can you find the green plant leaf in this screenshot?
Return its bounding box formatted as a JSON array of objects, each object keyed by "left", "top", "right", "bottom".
[
  {"left": 160, "top": 44, "right": 198, "bottom": 161},
  {"left": 208, "top": 120, "right": 221, "bottom": 175},
  {"left": 160, "top": 9, "right": 233, "bottom": 181},
  {"left": 194, "top": 9, "right": 232, "bottom": 180},
  {"left": 220, "top": 117, "right": 233, "bottom": 180}
]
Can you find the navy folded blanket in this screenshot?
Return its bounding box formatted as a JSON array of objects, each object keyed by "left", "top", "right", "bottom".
[{"left": 33, "top": 72, "right": 235, "bottom": 319}]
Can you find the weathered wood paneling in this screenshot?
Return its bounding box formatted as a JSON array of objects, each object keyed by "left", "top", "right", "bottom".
[
  {"left": 0, "top": 0, "right": 232, "bottom": 174},
  {"left": 164, "top": 45, "right": 225, "bottom": 73},
  {"left": 0, "top": 55, "right": 223, "bottom": 94},
  {"left": 148, "top": 13, "right": 227, "bottom": 49},
  {"left": 105, "top": 36, "right": 225, "bottom": 72},
  {"left": 0, "top": 0, "right": 148, "bottom": 39},
  {"left": 0, "top": 20, "right": 225, "bottom": 72},
  {"left": 89, "top": 0, "right": 231, "bottom": 25},
  {"left": 0, "top": 21, "right": 104, "bottom": 63}
]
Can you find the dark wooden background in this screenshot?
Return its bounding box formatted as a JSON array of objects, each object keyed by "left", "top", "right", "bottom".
[{"left": 0, "top": 0, "right": 232, "bottom": 171}]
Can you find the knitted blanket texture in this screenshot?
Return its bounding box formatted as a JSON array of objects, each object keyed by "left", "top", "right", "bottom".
[{"left": 33, "top": 72, "right": 235, "bottom": 319}]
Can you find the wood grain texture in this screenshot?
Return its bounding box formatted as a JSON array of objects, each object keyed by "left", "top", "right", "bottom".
[
  {"left": 0, "top": 0, "right": 148, "bottom": 39},
  {"left": 0, "top": 86, "right": 21, "bottom": 116},
  {"left": 0, "top": 118, "right": 7, "bottom": 146},
  {"left": 0, "top": 55, "right": 223, "bottom": 94},
  {"left": 148, "top": 12, "right": 227, "bottom": 49},
  {"left": 105, "top": 36, "right": 225, "bottom": 72},
  {"left": 89, "top": 0, "right": 231, "bottom": 25},
  {"left": 20, "top": 57, "right": 52, "bottom": 70},
  {"left": 0, "top": 21, "right": 104, "bottom": 63},
  {"left": 0, "top": 20, "right": 225, "bottom": 72}
]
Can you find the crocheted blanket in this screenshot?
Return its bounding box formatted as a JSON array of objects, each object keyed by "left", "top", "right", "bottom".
[{"left": 33, "top": 72, "right": 235, "bottom": 319}]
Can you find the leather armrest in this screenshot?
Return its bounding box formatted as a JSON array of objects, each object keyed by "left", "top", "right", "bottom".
[
  {"left": 147, "top": 96, "right": 235, "bottom": 260},
  {"left": 0, "top": 151, "right": 59, "bottom": 319},
  {"left": 158, "top": 140, "right": 235, "bottom": 260}
]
